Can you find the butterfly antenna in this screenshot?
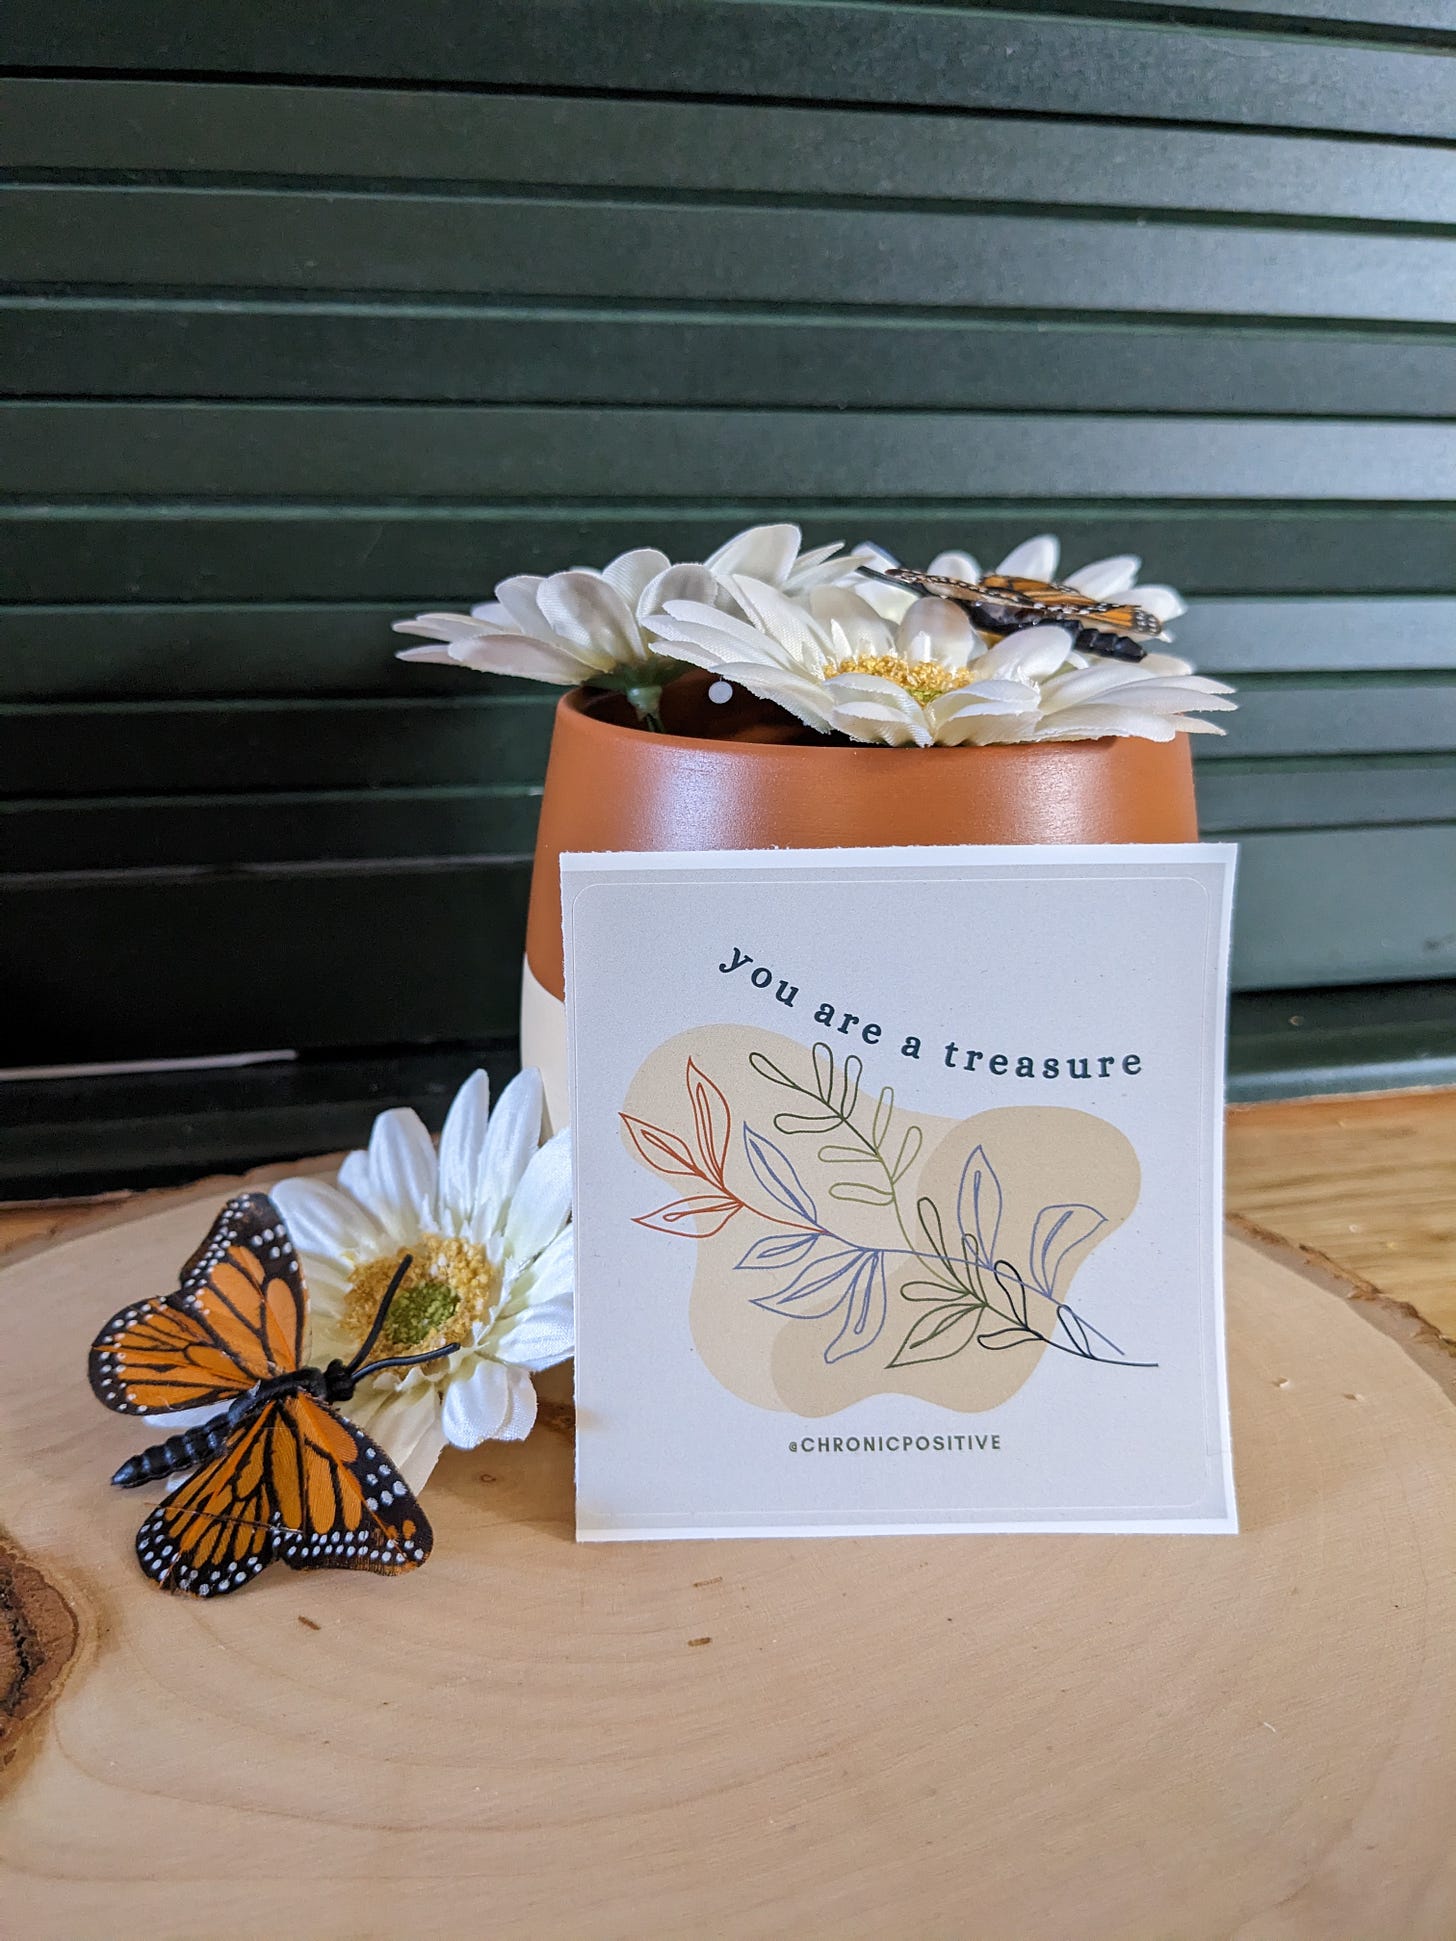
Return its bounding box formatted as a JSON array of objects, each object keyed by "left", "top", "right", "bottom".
[
  {"left": 346, "top": 1253, "right": 413, "bottom": 1374},
  {"left": 355, "top": 1340, "right": 464, "bottom": 1379}
]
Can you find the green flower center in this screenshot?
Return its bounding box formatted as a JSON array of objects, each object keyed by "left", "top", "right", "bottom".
[
  {"left": 382, "top": 1277, "right": 461, "bottom": 1349},
  {"left": 342, "top": 1234, "right": 501, "bottom": 1362}
]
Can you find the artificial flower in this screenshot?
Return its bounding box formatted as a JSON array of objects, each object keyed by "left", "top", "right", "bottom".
[
  {"left": 271, "top": 1069, "right": 573, "bottom": 1492},
  {"left": 654, "top": 575, "right": 1062, "bottom": 747},
  {"left": 394, "top": 546, "right": 717, "bottom": 724},
  {"left": 654, "top": 574, "right": 1233, "bottom": 748},
  {"left": 701, "top": 523, "right": 878, "bottom": 604}
]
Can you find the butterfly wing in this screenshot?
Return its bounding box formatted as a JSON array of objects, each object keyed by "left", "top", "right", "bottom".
[
  {"left": 135, "top": 1394, "right": 432, "bottom": 1596},
  {"left": 90, "top": 1192, "right": 305, "bottom": 1417}
]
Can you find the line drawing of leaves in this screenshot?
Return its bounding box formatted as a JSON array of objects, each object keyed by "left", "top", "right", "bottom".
[
  {"left": 891, "top": 1124, "right": 923, "bottom": 1183},
  {"left": 816, "top": 1142, "right": 879, "bottom": 1166},
  {"left": 977, "top": 1325, "right": 1042, "bottom": 1352},
  {"left": 748, "top": 1050, "right": 796, "bottom": 1089},
  {"left": 991, "top": 1260, "right": 1030, "bottom": 1328},
  {"left": 838, "top": 1053, "right": 863, "bottom": 1120},
  {"left": 811, "top": 1041, "right": 836, "bottom": 1104},
  {"left": 634, "top": 1193, "right": 742, "bottom": 1238},
  {"left": 735, "top": 1232, "right": 822, "bottom": 1272},
  {"left": 828, "top": 1180, "right": 894, "bottom": 1206},
  {"left": 773, "top": 1109, "right": 841, "bottom": 1135},
  {"left": 749, "top": 1246, "right": 864, "bottom": 1318},
  {"left": 1028, "top": 1203, "right": 1107, "bottom": 1298},
  {"left": 957, "top": 1145, "right": 1003, "bottom": 1268},
  {"left": 899, "top": 1277, "right": 977, "bottom": 1305},
  {"left": 871, "top": 1084, "right": 895, "bottom": 1147},
  {"left": 826, "top": 1250, "right": 889, "bottom": 1363},
  {"left": 1057, "top": 1306, "right": 1094, "bottom": 1356},
  {"left": 889, "top": 1303, "right": 984, "bottom": 1368},
  {"left": 742, "top": 1124, "right": 820, "bottom": 1223},
  {"left": 686, "top": 1058, "right": 731, "bottom": 1185},
  {"left": 620, "top": 1114, "right": 704, "bottom": 1180}
]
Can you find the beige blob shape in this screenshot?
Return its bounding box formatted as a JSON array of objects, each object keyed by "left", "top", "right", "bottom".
[{"left": 621, "top": 1025, "right": 1140, "bottom": 1418}]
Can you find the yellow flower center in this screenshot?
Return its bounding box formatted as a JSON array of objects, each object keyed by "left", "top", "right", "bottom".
[
  {"left": 343, "top": 1234, "right": 501, "bottom": 1360},
  {"left": 828, "top": 654, "right": 977, "bottom": 706}
]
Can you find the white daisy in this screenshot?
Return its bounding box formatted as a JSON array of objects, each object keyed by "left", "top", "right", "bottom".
[
  {"left": 654, "top": 575, "right": 1057, "bottom": 748},
  {"left": 393, "top": 546, "right": 718, "bottom": 723},
  {"left": 271, "top": 1069, "right": 573, "bottom": 1493},
  {"left": 654, "top": 574, "right": 1234, "bottom": 747},
  {"left": 701, "top": 523, "right": 879, "bottom": 603}
]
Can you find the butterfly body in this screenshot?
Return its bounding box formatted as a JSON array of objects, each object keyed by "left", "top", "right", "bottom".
[
  {"left": 868, "top": 565, "right": 1157, "bottom": 661},
  {"left": 89, "top": 1192, "right": 457, "bottom": 1596}
]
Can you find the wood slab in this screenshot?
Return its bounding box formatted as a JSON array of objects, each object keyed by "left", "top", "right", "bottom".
[{"left": 2, "top": 1181, "right": 1456, "bottom": 1938}]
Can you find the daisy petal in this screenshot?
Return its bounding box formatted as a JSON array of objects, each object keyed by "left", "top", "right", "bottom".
[
  {"left": 440, "top": 1358, "right": 513, "bottom": 1447},
  {"left": 350, "top": 1382, "right": 447, "bottom": 1494},
  {"left": 1066, "top": 554, "right": 1140, "bottom": 598},
  {"left": 271, "top": 1176, "right": 385, "bottom": 1265},
  {"left": 503, "top": 1126, "right": 573, "bottom": 1264},
  {"left": 600, "top": 547, "right": 671, "bottom": 609},
  {"left": 976, "top": 624, "right": 1075, "bottom": 683},
  {"left": 1130, "top": 583, "right": 1186, "bottom": 623},
  {"left": 536, "top": 571, "right": 640, "bottom": 661},
  {"left": 706, "top": 523, "right": 802, "bottom": 587},
  {"left": 435, "top": 1068, "right": 491, "bottom": 1235},
  {"left": 927, "top": 549, "right": 982, "bottom": 582},
  {"left": 996, "top": 534, "right": 1060, "bottom": 581},
  {"left": 344, "top": 1107, "right": 440, "bottom": 1245},
  {"left": 473, "top": 1069, "right": 545, "bottom": 1237}
]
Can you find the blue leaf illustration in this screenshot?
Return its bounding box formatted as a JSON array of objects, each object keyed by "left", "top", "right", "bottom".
[
  {"left": 736, "top": 1232, "right": 821, "bottom": 1272},
  {"left": 750, "top": 1246, "right": 863, "bottom": 1319},
  {"left": 826, "top": 1250, "right": 889, "bottom": 1363},
  {"left": 742, "top": 1124, "right": 820, "bottom": 1223},
  {"left": 957, "top": 1144, "right": 1002, "bottom": 1268},
  {"left": 1028, "top": 1202, "right": 1106, "bottom": 1298}
]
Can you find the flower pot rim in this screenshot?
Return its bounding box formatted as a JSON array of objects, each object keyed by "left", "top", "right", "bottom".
[{"left": 559, "top": 684, "right": 1139, "bottom": 759}]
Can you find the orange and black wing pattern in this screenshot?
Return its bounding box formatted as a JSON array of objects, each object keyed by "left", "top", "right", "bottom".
[
  {"left": 872, "top": 565, "right": 1159, "bottom": 643},
  {"left": 89, "top": 1192, "right": 305, "bottom": 1418},
  {"left": 136, "top": 1393, "right": 432, "bottom": 1596}
]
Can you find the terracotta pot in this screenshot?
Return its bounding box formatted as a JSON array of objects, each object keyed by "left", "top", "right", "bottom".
[{"left": 522, "top": 678, "right": 1198, "bottom": 1126}]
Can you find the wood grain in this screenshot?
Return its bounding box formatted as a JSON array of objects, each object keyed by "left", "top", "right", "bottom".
[
  {"left": 1227, "top": 1089, "right": 1456, "bottom": 1337},
  {"left": 1, "top": 1176, "right": 1455, "bottom": 1935}
]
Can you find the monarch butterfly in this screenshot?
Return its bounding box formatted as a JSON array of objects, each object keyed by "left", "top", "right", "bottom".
[
  {"left": 89, "top": 1192, "right": 458, "bottom": 1598},
  {"left": 867, "top": 565, "right": 1158, "bottom": 662}
]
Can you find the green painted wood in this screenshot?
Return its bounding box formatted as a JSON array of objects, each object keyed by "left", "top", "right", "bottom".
[
  {"left": 2, "top": 680, "right": 1447, "bottom": 800},
  {"left": 1, "top": 2, "right": 1451, "bottom": 136},
  {"left": 0, "top": 696, "right": 555, "bottom": 796},
  {"left": 5, "top": 756, "right": 1452, "bottom": 875},
  {"left": 9, "top": 79, "right": 1456, "bottom": 228},
  {"left": 1196, "top": 757, "right": 1456, "bottom": 832},
  {"left": 1205, "top": 678, "right": 1456, "bottom": 760},
  {"left": 9, "top": 188, "right": 1455, "bottom": 325},
  {"left": 0, "top": 788, "right": 542, "bottom": 873},
  {"left": 8, "top": 404, "right": 1456, "bottom": 503},
  {"left": 0, "top": 824, "right": 1449, "bottom": 1066},
  {"left": 2, "top": 598, "right": 1449, "bottom": 703},
  {"left": 1225, "top": 979, "right": 1456, "bottom": 1106},
  {"left": 5, "top": 510, "right": 1452, "bottom": 605},
  {"left": 1232, "top": 825, "right": 1456, "bottom": 986},
  {"left": 5, "top": 302, "right": 1453, "bottom": 422},
  {"left": 0, "top": 861, "right": 532, "bottom": 1064}
]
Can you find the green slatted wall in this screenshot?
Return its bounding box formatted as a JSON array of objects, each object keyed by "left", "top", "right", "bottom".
[{"left": 2, "top": 2, "right": 1454, "bottom": 1098}]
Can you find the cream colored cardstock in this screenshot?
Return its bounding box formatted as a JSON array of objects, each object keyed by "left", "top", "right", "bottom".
[{"left": 564, "top": 844, "right": 1238, "bottom": 1540}]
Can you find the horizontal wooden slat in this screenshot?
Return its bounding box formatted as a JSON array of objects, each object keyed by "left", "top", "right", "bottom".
[
  {"left": 4, "top": 753, "right": 1452, "bottom": 874},
  {"left": 0, "top": 788, "right": 542, "bottom": 872},
  {"left": 1233, "top": 826, "right": 1456, "bottom": 986},
  {"left": 8, "top": 189, "right": 1455, "bottom": 325},
  {"left": 0, "top": 861, "right": 532, "bottom": 1063},
  {"left": 1175, "top": 599, "right": 1456, "bottom": 674},
  {"left": 1, "top": 2, "right": 1450, "bottom": 136},
  {"left": 1207, "top": 678, "right": 1456, "bottom": 759},
  {"left": 1197, "top": 757, "right": 1456, "bottom": 832},
  {"left": 5, "top": 302, "right": 1453, "bottom": 422},
  {"left": 7, "top": 405, "right": 1456, "bottom": 503},
  {"left": 0, "top": 697, "right": 554, "bottom": 796},
  {"left": 0, "top": 823, "right": 1447, "bottom": 1062},
  {"left": 1, "top": 597, "right": 1451, "bottom": 702},
  {"left": 8, "top": 80, "right": 1456, "bottom": 227},
  {"left": 4, "top": 509, "right": 1452, "bottom": 604}
]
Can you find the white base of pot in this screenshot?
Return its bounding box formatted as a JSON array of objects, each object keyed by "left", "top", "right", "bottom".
[{"left": 520, "top": 958, "right": 570, "bottom": 1132}]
